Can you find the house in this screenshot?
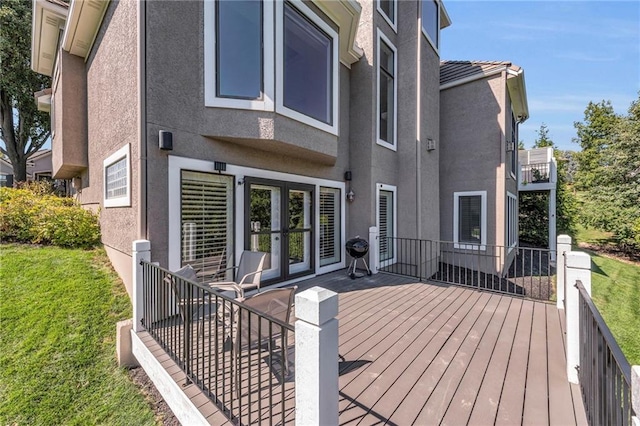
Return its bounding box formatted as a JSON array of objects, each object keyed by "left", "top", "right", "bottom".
[
  {"left": 439, "top": 61, "right": 529, "bottom": 274},
  {"left": 30, "top": 0, "right": 452, "bottom": 295},
  {"left": 0, "top": 149, "right": 55, "bottom": 187}
]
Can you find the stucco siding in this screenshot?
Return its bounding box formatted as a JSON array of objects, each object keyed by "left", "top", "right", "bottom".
[{"left": 82, "top": 0, "right": 139, "bottom": 286}]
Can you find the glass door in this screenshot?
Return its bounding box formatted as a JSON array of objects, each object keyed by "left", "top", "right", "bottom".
[{"left": 246, "top": 179, "right": 314, "bottom": 283}]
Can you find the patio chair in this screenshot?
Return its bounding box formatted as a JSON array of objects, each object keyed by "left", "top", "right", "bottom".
[
  {"left": 207, "top": 250, "right": 268, "bottom": 300},
  {"left": 233, "top": 286, "right": 297, "bottom": 398}
]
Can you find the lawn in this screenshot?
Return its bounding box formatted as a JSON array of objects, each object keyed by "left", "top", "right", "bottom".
[
  {"left": 0, "top": 244, "right": 157, "bottom": 425},
  {"left": 574, "top": 226, "right": 640, "bottom": 366}
]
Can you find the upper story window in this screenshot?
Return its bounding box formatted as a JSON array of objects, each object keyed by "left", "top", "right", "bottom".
[
  {"left": 421, "top": 0, "right": 439, "bottom": 50},
  {"left": 205, "top": 0, "right": 338, "bottom": 135},
  {"left": 510, "top": 112, "right": 517, "bottom": 177},
  {"left": 103, "top": 144, "right": 130, "bottom": 208},
  {"left": 216, "top": 1, "right": 263, "bottom": 100},
  {"left": 377, "top": 30, "right": 397, "bottom": 150},
  {"left": 377, "top": 0, "right": 397, "bottom": 31}
]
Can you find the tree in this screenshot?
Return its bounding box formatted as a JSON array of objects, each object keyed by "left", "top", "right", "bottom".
[
  {"left": 572, "top": 100, "right": 618, "bottom": 190},
  {"left": 533, "top": 123, "right": 554, "bottom": 148},
  {"left": 0, "top": 0, "right": 51, "bottom": 183}
]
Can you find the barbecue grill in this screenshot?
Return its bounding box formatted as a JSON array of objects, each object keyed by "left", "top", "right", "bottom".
[{"left": 346, "top": 237, "right": 372, "bottom": 279}]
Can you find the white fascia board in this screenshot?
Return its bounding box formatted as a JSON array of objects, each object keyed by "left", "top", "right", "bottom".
[
  {"left": 440, "top": 66, "right": 506, "bottom": 91},
  {"left": 313, "top": 0, "right": 363, "bottom": 68},
  {"left": 31, "top": 0, "right": 68, "bottom": 76},
  {"left": 62, "top": 0, "right": 109, "bottom": 60},
  {"left": 507, "top": 68, "right": 529, "bottom": 122}
]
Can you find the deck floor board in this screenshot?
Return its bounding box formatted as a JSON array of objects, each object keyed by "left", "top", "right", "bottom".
[{"left": 137, "top": 270, "right": 585, "bottom": 425}]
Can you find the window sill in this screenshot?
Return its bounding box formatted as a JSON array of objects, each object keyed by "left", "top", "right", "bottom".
[{"left": 376, "top": 139, "right": 397, "bottom": 152}]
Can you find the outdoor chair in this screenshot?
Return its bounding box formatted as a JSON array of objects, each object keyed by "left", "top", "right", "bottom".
[
  {"left": 233, "top": 286, "right": 297, "bottom": 398},
  {"left": 207, "top": 250, "right": 268, "bottom": 300}
]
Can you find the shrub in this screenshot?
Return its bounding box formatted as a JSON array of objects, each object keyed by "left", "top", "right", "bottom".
[{"left": 0, "top": 187, "right": 100, "bottom": 248}]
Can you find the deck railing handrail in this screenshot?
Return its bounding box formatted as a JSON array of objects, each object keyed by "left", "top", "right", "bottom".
[
  {"left": 575, "top": 279, "right": 635, "bottom": 425},
  {"left": 379, "top": 236, "right": 555, "bottom": 301},
  {"left": 140, "top": 259, "right": 294, "bottom": 424}
]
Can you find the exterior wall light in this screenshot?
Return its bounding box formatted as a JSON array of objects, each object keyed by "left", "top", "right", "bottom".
[{"left": 346, "top": 189, "right": 355, "bottom": 202}]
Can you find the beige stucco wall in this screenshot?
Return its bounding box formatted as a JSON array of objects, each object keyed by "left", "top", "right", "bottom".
[
  {"left": 79, "top": 0, "right": 139, "bottom": 292},
  {"left": 440, "top": 73, "right": 506, "bottom": 247}
]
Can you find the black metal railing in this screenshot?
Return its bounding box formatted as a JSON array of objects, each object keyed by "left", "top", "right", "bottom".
[
  {"left": 140, "top": 261, "right": 295, "bottom": 425},
  {"left": 521, "top": 162, "right": 551, "bottom": 184},
  {"left": 576, "top": 280, "right": 635, "bottom": 425},
  {"left": 380, "top": 237, "right": 555, "bottom": 301}
]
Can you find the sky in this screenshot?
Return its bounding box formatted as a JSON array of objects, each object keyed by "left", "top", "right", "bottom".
[{"left": 440, "top": 0, "right": 640, "bottom": 151}]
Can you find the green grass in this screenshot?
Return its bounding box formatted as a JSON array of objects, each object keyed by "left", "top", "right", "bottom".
[
  {"left": 573, "top": 226, "right": 640, "bottom": 366},
  {"left": 0, "top": 244, "right": 157, "bottom": 425}
]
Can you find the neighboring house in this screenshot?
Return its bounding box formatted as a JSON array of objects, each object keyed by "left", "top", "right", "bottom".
[
  {"left": 31, "top": 0, "right": 452, "bottom": 295},
  {"left": 439, "top": 61, "right": 529, "bottom": 274},
  {"left": 0, "top": 149, "right": 56, "bottom": 187}
]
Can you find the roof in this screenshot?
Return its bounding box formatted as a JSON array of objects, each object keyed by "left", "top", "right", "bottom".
[
  {"left": 440, "top": 60, "right": 520, "bottom": 86},
  {"left": 440, "top": 60, "right": 529, "bottom": 122}
]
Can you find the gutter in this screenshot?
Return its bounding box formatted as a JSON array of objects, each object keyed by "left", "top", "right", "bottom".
[
  {"left": 439, "top": 66, "right": 506, "bottom": 91},
  {"left": 137, "top": 0, "right": 148, "bottom": 240}
]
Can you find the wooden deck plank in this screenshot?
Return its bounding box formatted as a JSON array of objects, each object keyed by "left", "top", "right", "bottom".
[
  {"left": 522, "top": 301, "right": 550, "bottom": 426},
  {"left": 412, "top": 293, "right": 505, "bottom": 425},
  {"left": 546, "top": 304, "right": 579, "bottom": 425},
  {"left": 494, "top": 299, "right": 535, "bottom": 425},
  {"left": 440, "top": 296, "right": 513, "bottom": 426},
  {"left": 356, "top": 291, "right": 490, "bottom": 424}
]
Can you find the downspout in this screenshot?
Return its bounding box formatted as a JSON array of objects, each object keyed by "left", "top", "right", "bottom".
[
  {"left": 415, "top": 3, "right": 422, "bottom": 240},
  {"left": 137, "top": 0, "right": 147, "bottom": 240}
]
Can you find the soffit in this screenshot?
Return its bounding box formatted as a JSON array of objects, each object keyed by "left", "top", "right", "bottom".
[
  {"left": 313, "top": 0, "right": 363, "bottom": 68},
  {"left": 31, "top": 0, "right": 69, "bottom": 77}
]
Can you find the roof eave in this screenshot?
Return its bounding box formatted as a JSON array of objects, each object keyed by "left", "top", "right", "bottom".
[
  {"left": 440, "top": 1, "right": 452, "bottom": 29},
  {"left": 61, "top": 0, "right": 110, "bottom": 59},
  {"left": 30, "top": 0, "right": 69, "bottom": 77},
  {"left": 313, "top": 0, "right": 363, "bottom": 68},
  {"left": 507, "top": 68, "right": 529, "bottom": 122}
]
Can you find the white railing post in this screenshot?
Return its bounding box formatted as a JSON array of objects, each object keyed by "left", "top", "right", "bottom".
[
  {"left": 632, "top": 365, "right": 639, "bottom": 426},
  {"left": 369, "top": 226, "right": 379, "bottom": 274},
  {"left": 565, "top": 251, "right": 591, "bottom": 384},
  {"left": 556, "top": 235, "right": 572, "bottom": 309},
  {"left": 295, "top": 286, "right": 339, "bottom": 426},
  {"left": 132, "top": 239, "right": 151, "bottom": 333}
]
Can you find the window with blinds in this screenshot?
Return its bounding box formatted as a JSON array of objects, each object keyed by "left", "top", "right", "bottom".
[
  {"left": 181, "top": 171, "right": 234, "bottom": 281},
  {"left": 507, "top": 192, "right": 518, "bottom": 248},
  {"left": 458, "top": 195, "right": 482, "bottom": 244},
  {"left": 319, "top": 187, "right": 340, "bottom": 266},
  {"left": 379, "top": 189, "right": 394, "bottom": 261}
]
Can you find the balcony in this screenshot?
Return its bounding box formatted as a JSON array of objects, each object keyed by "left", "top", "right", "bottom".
[{"left": 519, "top": 147, "right": 557, "bottom": 192}]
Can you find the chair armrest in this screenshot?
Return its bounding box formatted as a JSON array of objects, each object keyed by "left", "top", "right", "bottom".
[
  {"left": 207, "top": 281, "right": 243, "bottom": 298},
  {"left": 237, "top": 269, "right": 264, "bottom": 286}
]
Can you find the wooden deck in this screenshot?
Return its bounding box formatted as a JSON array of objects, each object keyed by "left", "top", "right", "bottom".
[{"left": 138, "top": 270, "right": 587, "bottom": 425}]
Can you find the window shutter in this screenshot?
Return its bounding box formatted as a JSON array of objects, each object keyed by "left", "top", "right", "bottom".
[
  {"left": 319, "top": 187, "right": 340, "bottom": 266},
  {"left": 181, "top": 171, "right": 234, "bottom": 281}
]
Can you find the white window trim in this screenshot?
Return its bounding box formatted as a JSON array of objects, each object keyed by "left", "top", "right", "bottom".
[
  {"left": 204, "top": 0, "right": 275, "bottom": 111},
  {"left": 453, "top": 190, "right": 487, "bottom": 250},
  {"left": 421, "top": 0, "right": 440, "bottom": 54},
  {"left": 376, "top": 30, "right": 398, "bottom": 151},
  {"left": 376, "top": 183, "right": 397, "bottom": 268},
  {"left": 509, "top": 111, "right": 518, "bottom": 181},
  {"left": 103, "top": 144, "right": 131, "bottom": 208},
  {"left": 168, "top": 155, "right": 345, "bottom": 276},
  {"left": 275, "top": 0, "right": 339, "bottom": 136},
  {"left": 507, "top": 191, "right": 518, "bottom": 250},
  {"left": 376, "top": 0, "right": 397, "bottom": 33}
]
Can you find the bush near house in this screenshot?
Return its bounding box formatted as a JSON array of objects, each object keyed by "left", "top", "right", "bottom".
[{"left": 0, "top": 184, "right": 100, "bottom": 248}]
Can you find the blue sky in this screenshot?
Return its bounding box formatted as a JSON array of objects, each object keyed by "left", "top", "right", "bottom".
[{"left": 440, "top": 1, "right": 640, "bottom": 151}]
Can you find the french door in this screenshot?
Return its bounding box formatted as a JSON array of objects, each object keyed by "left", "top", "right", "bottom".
[{"left": 245, "top": 178, "right": 314, "bottom": 283}]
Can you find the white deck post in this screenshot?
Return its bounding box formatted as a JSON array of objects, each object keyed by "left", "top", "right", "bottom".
[
  {"left": 565, "top": 251, "right": 591, "bottom": 384},
  {"left": 549, "top": 188, "right": 557, "bottom": 259},
  {"left": 632, "top": 366, "right": 640, "bottom": 426},
  {"left": 369, "top": 226, "right": 379, "bottom": 274},
  {"left": 556, "top": 235, "right": 572, "bottom": 309},
  {"left": 132, "top": 239, "right": 151, "bottom": 333},
  {"left": 295, "top": 287, "right": 339, "bottom": 426}
]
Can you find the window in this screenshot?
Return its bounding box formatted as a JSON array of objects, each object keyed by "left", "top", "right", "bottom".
[
  {"left": 205, "top": 0, "right": 274, "bottom": 110},
  {"left": 510, "top": 112, "right": 517, "bottom": 177},
  {"left": 454, "top": 191, "right": 486, "bottom": 249},
  {"left": 181, "top": 171, "right": 234, "bottom": 281},
  {"left": 377, "top": 184, "right": 397, "bottom": 264},
  {"left": 216, "top": 1, "right": 262, "bottom": 99},
  {"left": 421, "top": 0, "right": 439, "bottom": 50},
  {"left": 319, "top": 187, "right": 341, "bottom": 266},
  {"left": 277, "top": 0, "right": 339, "bottom": 134},
  {"left": 507, "top": 192, "right": 518, "bottom": 248},
  {"left": 103, "top": 144, "right": 130, "bottom": 207},
  {"left": 377, "top": 31, "right": 397, "bottom": 150},
  {"left": 377, "top": 0, "right": 396, "bottom": 31}
]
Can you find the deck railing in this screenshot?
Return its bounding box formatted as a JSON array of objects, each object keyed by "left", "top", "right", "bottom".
[
  {"left": 379, "top": 237, "right": 555, "bottom": 301},
  {"left": 140, "top": 260, "right": 295, "bottom": 425},
  {"left": 576, "top": 280, "right": 635, "bottom": 425},
  {"left": 521, "top": 161, "right": 551, "bottom": 184}
]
